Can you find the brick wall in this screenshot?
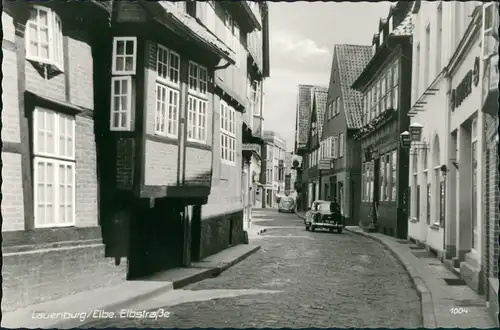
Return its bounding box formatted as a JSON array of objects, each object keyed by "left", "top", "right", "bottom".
[
  {"left": 67, "top": 33, "right": 94, "bottom": 109},
  {"left": 1, "top": 153, "right": 25, "bottom": 232},
  {"left": 2, "top": 12, "right": 21, "bottom": 144},
  {"left": 75, "top": 116, "right": 99, "bottom": 227},
  {"left": 144, "top": 140, "right": 178, "bottom": 186},
  {"left": 185, "top": 148, "right": 211, "bottom": 185},
  {"left": 3, "top": 243, "right": 126, "bottom": 312}
]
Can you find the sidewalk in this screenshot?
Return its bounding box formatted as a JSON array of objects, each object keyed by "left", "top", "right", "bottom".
[
  {"left": 2, "top": 244, "right": 260, "bottom": 329},
  {"left": 345, "top": 226, "right": 495, "bottom": 328}
]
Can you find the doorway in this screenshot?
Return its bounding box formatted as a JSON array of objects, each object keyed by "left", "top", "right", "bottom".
[{"left": 190, "top": 205, "right": 202, "bottom": 262}]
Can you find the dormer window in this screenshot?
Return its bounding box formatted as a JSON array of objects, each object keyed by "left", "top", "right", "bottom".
[{"left": 388, "top": 16, "right": 394, "bottom": 34}]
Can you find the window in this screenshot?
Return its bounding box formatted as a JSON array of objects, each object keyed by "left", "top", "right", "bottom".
[
  {"left": 391, "top": 150, "right": 397, "bottom": 201},
  {"left": 436, "top": 3, "right": 443, "bottom": 73},
  {"left": 415, "top": 43, "right": 420, "bottom": 99},
  {"left": 367, "top": 91, "right": 372, "bottom": 122},
  {"left": 362, "top": 164, "right": 366, "bottom": 202},
  {"left": 339, "top": 133, "right": 344, "bottom": 158},
  {"left": 388, "top": 15, "right": 393, "bottom": 35},
  {"left": 369, "top": 161, "right": 374, "bottom": 202},
  {"left": 155, "top": 85, "right": 179, "bottom": 138},
  {"left": 33, "top": 108, "right": 75, "bottom": 228},
  {"left": 328, "top": 103, "right": 333, "bottom": 119},
  {"left": 327, "top": 136, "right": 332, "bottom": 158},
  {"left": 173, "top": 1, "right": 186, "bottom": 11},
  {"left": 335, "top": 97, "right": 340, "bottom": 115},
  {"left": 112, "top": 37, "right": 137, "bottom": 75},
  {"left": 381, "top": 75, "right": 387, "bottom": 111},
  {"left": 426, "top": 182, "right": 431, "bottom": 225},
  {"left": 220, "top": 101, "right": 236, "bottom": 164},
  {"left": 393, "top": 60, "right": 399, "bottom": 109},
  {"left": 187, "top": 61, "right": 209, "bottom": 143},
  {"left": 155, "top": 44, "right": 180, "bottom": 138},
  {"left": 380, "top": 156, "right": 385, "bottom": 201},
  {"left": 424, "top": 24, "right": 431, "bottom": 88},
  {"left": 26, "top": 6, "right": 64, "bottom": 71},
  {"left": 416, "top": 185, "right": 421, "bottom": 220},
  {"left": 332, "top": 136, "right": 338, "bottom": 159},
  {"left": 110, "top": 76, "right": 133, "bottom": 131},
  {"left": 157, "top": 44, "right": 180, "bottom": 86},
  {"left": 471, "top": 118, "right": 478, "bottom": 251},
  {"left": 483, "top": 3, "right": 499, "bottom": 57}
]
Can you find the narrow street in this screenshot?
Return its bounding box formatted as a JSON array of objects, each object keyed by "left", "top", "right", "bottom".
[{"left": 82, "top": 209, "right": 422, "bottom": 328}]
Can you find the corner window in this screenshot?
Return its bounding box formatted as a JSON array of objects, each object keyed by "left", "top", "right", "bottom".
[
  {"left": 112, "top": 37, "right": 137, "bottom": 75},
  {"left": 26, "top": 6, "right": 64, "bottom": 72},
  {"left": 221, "top": 101, "right": 236, "bottom": 165},
  {"left": 110, "top": 77, "right": 133, "bottom": 131},
  {"left": 33, "top": 108, "right": 75, "bottom": 228}
]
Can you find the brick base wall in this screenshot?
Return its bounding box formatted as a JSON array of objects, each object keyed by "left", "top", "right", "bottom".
[
  {"left": 199, "top": 210, "right": 244, "bottom": 260},
  {"left": 3, "top": 240, "right": 126, "bottom": 312}
]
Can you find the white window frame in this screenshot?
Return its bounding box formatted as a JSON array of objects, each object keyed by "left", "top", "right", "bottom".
[
  {"left": 339, "top": 133, "right": 344, "bottom": 158},
  {"left": 379, "top": 29, "right": 384, "bottom": 46},
  {"left": 25, "top": 5, "right": 64, "bottom": 72},
  {"left": 220, "top": 100, "right": 236, "bottom": 165},
  {"left": 112, "top": 37, "right": 137, "bottom": 75},
  {"left": 482, "top": 2, "right": 499, "bottom": 58},
  {"left": 155, "top": 84, "right": 180, "bottom": 138},
  {"left": 33, "top": 107, "right": 76, "bottom": 228},
  {"left": 156, "top": 44, "right": 180, "bottom": 88},
  {"left": 187, "top": 61, "right": 209, "bottom": 143},
  {"left": 110, "top": 76, "right": 133, "bottom": 131},
  {"left": 333, "top": 136, "right": 338, "bottom": 159}
]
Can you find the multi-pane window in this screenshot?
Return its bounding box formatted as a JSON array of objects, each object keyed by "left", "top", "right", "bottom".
[
  {"left": 188, "top": 61, "right": 209, "bottom": 143},
  {"left": 225, "top": 11, "right": 240, "bottom": 67},
  {"left": 391, "top": 150, "right": 397, "bottom": 201},
  {"left": 392, "top": 60, "right": 399, "bottom": 109},
  {"left": 424, "top": 24, "right": 431, "bottom": 88},
  {"left": 339, "top": 133, "right": 344, "bottom": 158},
  {"left": 26, "top": 6, "right": 64, "bottom": 71},
  {"left": 157, "top": 45, "right": 180, "bottom": 86},
  {"left": 332, "top": 136, "right": 338, "bottom": 159},
  {"left": 364, "top": 59, "right": 400, "bottom": 119},
  {"left": 482, "top": 2, "right": 499, "bottom": 57},
  {"left": 112, "top": 37, "right": 137, "bottom": 75},
  {"left": 33, "top": 108, "right": 75, "bottom": 228},
  {"left": 155, "top": 44, "right": 180, "bottom": 138},
  {"left": 110, "top": 77, "right": 133, "bottom": 131},
  {"left": 221, "top": 101, "right": 236, "bottom": 164}
]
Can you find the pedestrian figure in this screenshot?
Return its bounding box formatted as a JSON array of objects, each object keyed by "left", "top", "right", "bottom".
[{"left": 330, "top": 198, "right": 341, "bottom": 222}]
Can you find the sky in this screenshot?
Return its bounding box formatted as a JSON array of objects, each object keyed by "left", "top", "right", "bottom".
[{"left": 264, "top": 1, "right": 393, "bottom": 152}]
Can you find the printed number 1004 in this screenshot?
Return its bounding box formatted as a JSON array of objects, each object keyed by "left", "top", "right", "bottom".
[{"left": 450, "top": 307, "right": 469, "bottom": 315}]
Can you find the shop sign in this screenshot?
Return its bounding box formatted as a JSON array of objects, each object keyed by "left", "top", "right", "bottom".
[{"left": 451, "top": 57, "right": 480, "bottom": 111}]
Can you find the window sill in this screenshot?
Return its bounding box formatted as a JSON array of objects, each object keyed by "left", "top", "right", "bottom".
[
  {"left": 221, "top": 160, "right": 236, "bottom": 167},
  {"left": 186, "top": 140, "right": 211, "bottom": 151},
  {"left": 410, "top": 217, "right": 419, "bottom": 223},
  {"left": 429, "top": 223, "right": 440, "bottom": 230}
]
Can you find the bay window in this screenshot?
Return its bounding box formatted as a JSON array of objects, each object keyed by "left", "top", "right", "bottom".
[
  {"left": 188, "top": 61, "right": 209, "bottom": 143},
  {"left": 155, "top": 44, "right": 180, "bottom": 138},
  {"left": 26, "top": 6, "right": 64, "bottom": 72},
  {"left": 221, "top": 101, "right": 236, "bottom": 164},
  {"left": 33, "top": 108, "right": 75, "bottom": 228}
]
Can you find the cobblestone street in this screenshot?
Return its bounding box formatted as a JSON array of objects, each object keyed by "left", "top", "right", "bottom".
[{"left": 83, "top": 209, "right": 422, "bottom": 328}]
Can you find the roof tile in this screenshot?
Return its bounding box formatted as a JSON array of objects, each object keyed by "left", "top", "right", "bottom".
[{"left": 334, "top": 44, "right": 373, "bottom": 129}]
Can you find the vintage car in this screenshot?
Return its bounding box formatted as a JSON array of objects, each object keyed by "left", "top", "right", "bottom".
[
  {"left": 278, "top": 195, "right": 296, "bottom": 213},
  {"left": 304, "top": 200, "right": 343, "bottom": 233}
]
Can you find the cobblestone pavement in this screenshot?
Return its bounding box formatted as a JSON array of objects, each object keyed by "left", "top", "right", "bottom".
[{"left": 83, "top": 210, "right": 422, "bottom": 328}]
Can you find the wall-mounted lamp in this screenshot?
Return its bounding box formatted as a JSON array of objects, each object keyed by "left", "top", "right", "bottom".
[{"left": 400, "top": 123, "right": 429, "bottom": 151}]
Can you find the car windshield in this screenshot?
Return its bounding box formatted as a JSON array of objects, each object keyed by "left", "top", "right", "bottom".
[{"left": 314, "top": 202, "right": 331, "bottom": 211}]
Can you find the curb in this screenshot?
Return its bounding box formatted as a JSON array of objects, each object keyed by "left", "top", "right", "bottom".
[
  {"left": 52, "top": 245, "right": 261, "bottom": 329},
  {"left": 345, "top": 228, "right": 437, "bottom": 328}
]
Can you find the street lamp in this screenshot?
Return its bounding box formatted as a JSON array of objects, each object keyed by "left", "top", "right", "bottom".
[{"left": 409, "top": 122, "right": 424, "bottom": 142}]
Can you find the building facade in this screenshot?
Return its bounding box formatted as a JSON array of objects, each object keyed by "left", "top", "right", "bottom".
[
  {"left": 262, "top": 131, "right": 286, "bottom": 208},
  {"left": 319, "top": 44, "right": 372, "bottom": 225},
  {"left": 351, "top": 1, "right": 414, "bottom": 239},
  {"left": 2, "top": 0, "right": 124, "bottom": 311},
  {"left": 302, "top": 87, "right": 328, "bottom": 209},
  {"left": 2, "top": 0, "right": 269, "bottom": 311}
]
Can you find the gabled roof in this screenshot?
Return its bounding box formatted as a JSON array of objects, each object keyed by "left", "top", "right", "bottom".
[
  {"left": 334, "top": 44, "right": 373, "bottom": 129},
  {"left": 295, "top": 85, "right": 317, "bottom": 150},
  {"left": 390, "top": 11, "right": 413, "bottom": 37},
  {"left": 312, "top": 87, "right": 328, "bottom": 139}
]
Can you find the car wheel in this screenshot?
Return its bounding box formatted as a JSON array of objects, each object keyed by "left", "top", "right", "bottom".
[
  {"left": 310, "top": 226, "right": 315, "bottom": 232},
  {"left": 305, "top": 226, "right": 310, "bottom": 231}
]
